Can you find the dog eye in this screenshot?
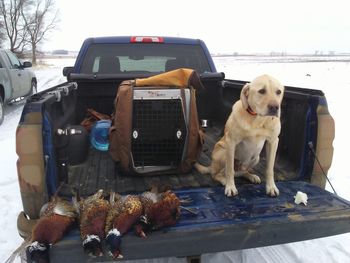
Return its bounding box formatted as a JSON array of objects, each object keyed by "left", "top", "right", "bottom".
[
  {"left": 276, "top": 90, "right": 282, "bottom": 95},
  {"left": 258, "top": 89, "right": 266, "bottom": 94}
]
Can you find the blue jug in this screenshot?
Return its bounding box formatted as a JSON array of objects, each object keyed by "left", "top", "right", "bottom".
[{"left": 90, "top": 120, "right": 111, "bottom": 151}]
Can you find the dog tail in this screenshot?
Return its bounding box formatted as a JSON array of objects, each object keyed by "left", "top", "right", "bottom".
[{"left": 194, "top": 162, "right": 211, "bottom": 174}]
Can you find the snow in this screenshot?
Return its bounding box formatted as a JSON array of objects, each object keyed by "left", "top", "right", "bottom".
[{"left": 1, "top": 56, "right": 350, "bottom": 262}]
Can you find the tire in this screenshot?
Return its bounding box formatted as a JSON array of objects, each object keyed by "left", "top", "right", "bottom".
[{"left": 0, "top": 96, "right": 4, "bottom": 125}]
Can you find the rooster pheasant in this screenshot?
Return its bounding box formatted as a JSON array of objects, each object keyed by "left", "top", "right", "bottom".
[
  {"left": 74, "top": 189, "right": 110, "bottom": 257},
  {"left": 6, "top": 195, "right": 77, "bottom": 263},
  {"left": 105, "top": 192, "right": 143, "bottom": 259},
  {"left": 135, "top": 190, "right": 181, "bottom": 237}
]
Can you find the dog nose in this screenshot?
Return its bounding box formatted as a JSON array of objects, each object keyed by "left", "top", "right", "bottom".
[{"left": 268, "top": 104, "right": 279, "bottom": 116}]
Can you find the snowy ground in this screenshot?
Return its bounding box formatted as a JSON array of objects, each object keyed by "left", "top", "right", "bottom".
[{"left": 1, "top": 56, "right": 350, "bottom": 262}]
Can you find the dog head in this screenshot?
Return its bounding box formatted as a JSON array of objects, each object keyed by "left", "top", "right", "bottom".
[{"left": 240, "top": 74, "right": 284, "bottom": 117}]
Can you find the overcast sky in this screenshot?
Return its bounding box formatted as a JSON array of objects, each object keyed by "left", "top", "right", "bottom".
[{"left": 42, "top": 0, "right": 350, "bottom": 54}]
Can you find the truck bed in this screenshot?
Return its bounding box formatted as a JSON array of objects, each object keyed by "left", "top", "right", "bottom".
[
  {"left": 38, "top": 76, "right": 317, "bottom": 199},
  {"left": 21, "top": 78, "right": 350, "bottom": 263},
  {"left": 63, "top": 124, "right": 298, "bottom": 197}
]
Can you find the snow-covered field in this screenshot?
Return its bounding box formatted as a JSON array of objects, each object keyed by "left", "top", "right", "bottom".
[{"left": 1, "top": 56, "right": 350, "bottom": 262}]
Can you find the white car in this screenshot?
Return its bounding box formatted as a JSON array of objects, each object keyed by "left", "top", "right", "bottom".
[{"left": 0, "top": 49, "right": 37, "bottom": 125}]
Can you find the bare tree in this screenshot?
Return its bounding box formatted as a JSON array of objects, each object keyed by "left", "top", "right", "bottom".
[
  {"left": 0, "top": 0, "right": 28, "bottom": 54},
  {"left": 22, "top": 0, "right": 59, "bottom": 64},
  {"left": 0, "top": 20, "right": 6, "bottom": 47}
]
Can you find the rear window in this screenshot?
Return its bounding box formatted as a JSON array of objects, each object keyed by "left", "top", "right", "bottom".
[{"left": 80, "top": 43, "right": 211, "bottom": 74}]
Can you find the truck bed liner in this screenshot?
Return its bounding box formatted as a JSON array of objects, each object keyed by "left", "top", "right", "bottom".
[
  {"left": 65, "top": 125, "right": 298, "bottom": 197},
  {"left": 51, "top": 181, "right": 350, "bottom": 262}
]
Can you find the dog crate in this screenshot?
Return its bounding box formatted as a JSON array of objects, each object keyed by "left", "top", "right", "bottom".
[{"left": 131, "top": 88, "right": 190, "bottom": 174}]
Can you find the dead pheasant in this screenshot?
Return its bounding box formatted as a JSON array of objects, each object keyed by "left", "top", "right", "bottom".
[
  {"left": 135, "top": 190, "right": 181, "bottom": 237},
  {"left": 73, "top": 189, "right": 110, "bottom": 257},
  {"left": 105, "top": 192, "right": 143, "bottom": 259},
  {"left": 6, "top": 195, "right": 77, "bottom": 263}
]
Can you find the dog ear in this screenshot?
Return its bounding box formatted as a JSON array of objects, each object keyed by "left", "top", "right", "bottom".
[{"left": 240, "top": 83, "right": 250, "bottom": 109}]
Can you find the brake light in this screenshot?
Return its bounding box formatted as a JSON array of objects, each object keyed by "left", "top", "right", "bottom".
[
  {"left": 16, "top": 123, "right": 46, "bottom": 192},
  {"left": 130, "top": 36, "right": 164, "bottom": 43}
]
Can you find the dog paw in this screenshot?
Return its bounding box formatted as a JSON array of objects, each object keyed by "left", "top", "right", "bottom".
[
  {"left": 247, "top": 173, "right": 261, "bottom": 184},
  {"left": 266, "top": 182, "right": 280, "bottom": 197},
  {"left": 225, "top": 183, "right": 238, "bottom": 197}
]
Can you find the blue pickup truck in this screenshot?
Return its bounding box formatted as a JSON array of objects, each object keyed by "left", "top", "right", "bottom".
[{"left": 16, "top": 36, "right": 350, "bottom": 262}]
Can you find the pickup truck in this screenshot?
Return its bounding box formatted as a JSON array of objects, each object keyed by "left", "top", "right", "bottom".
[
  {"left": 0, "top": 49, "right": 37, "bottom": 125},
  {"left": 16, "top": 36, "right": 350, "bottom": 262}
]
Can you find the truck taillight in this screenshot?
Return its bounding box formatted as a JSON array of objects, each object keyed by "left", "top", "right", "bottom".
[
  {"left": 16, "top": 121, "right": 46, "bottom": 218},
  {"left": 130, "top": 36, "right": 164, "bottom": 43}
]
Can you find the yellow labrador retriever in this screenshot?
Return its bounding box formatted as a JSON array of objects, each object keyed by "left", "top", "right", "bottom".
[{"left": 195, "top": 74, "right": 284, "bottom": 197}]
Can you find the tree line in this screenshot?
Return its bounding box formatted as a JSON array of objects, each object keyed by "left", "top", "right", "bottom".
[{"left": 0, "top": 0, "right": 59, "bottom": 64}]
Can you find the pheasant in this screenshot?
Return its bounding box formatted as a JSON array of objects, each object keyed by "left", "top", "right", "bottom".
[
  {"left": 135, "top": 189, "right": 181, "bottom": 238},
  {"left": 105, "top": 192, "right": 143, "bottom": 259},
  {"left": 74, "top": 189, "right": 110, "bottom": 257},
  {"left": 6, "top": 194, "right": 77, "bottom": 263}
]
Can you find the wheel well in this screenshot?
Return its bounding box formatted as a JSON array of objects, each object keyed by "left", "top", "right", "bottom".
[{"left": 0, "top": 85, "right": 4, "bottom": 101}]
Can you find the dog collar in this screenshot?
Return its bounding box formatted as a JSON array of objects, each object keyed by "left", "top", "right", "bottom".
[{"left": 246, "top": 105, "right": 257, "bottom": 116}]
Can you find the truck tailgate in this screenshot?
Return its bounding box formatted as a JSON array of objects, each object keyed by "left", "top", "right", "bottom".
[{"left": 49, "top": 181, "right": 350, "bottom": 262}]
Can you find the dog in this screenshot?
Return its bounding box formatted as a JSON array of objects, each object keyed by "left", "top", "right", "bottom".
[{"left": 195, "top": 74, "right": 284, "bottom": 197}]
